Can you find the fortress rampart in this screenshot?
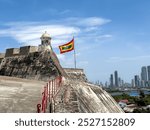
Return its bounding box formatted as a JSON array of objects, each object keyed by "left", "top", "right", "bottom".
[
  {"left": 64, "top": 68, "right": 88, "bottom": 81},
  {"left": 0, "top": 44, "right": 68, "bottom": 81},
  {"left": 0, "top": 53, "right": 5, "bottom": 63},
  {"left": 1, "top": 46, "right": 38, "bottom": 58}
]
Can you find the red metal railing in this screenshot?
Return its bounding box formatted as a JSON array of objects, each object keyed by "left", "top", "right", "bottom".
[{"left": 37, "top": 76, "right": 63, "bottom": 113}]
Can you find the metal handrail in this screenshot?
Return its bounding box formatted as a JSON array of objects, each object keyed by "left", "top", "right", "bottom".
[{"left": 37, "top": 76, "right": 62, "bottom": 113}]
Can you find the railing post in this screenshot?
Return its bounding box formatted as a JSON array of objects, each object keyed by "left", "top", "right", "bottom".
[
  {"left": 52, "top": 80, "right": 54, "bottom": 99},
  {"left": 47, "top": 82, "right": 49, "bottom": 98},
  {"left": 44, "top": 86, "right": 48, "bottom": 109},
  {"left": 56, "top": 77, "right": 58, "bottom": 93},
  {"left": 37, "top": 104, "right": 41, "bottom": 113},
  {"left": 54, "top": 78, "right": 56, "bottom": 95},
  {"left": 60, "top": 76, "right": 62, "bottom": 87},
  {"left": 49, "top": 102, "right": 53, "bottom": 113},
  {"left": 37, "top": 76, "right": 63, "bottom": 113},
  {"left": 49, "top": 81, "right": 51, "bottom": 102},
  {"left": 42, "top": 92, "right": 45, "bottom": 113}
]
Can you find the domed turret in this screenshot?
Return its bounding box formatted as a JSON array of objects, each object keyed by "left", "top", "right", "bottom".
[
  {"left": 39, "top": 31, "right": 52, "bottom": 52},
  {"left": 40, "top": 31, "right": 51, "bottom": 39}
]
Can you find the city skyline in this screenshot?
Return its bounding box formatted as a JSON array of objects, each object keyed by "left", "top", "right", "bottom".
[
  {"left": 103, "top": 64, "right": 150, "bottom": 88},
  {"left": 0, "top": 0, "right": 150, "bottom": 82}
]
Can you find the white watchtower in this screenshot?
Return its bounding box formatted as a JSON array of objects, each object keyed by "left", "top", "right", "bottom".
[{"left": 38, "top": 31, "right": 52, "bottom": 52}]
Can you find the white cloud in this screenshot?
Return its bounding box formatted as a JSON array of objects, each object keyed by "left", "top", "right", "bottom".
[
  {"left": 0, "top": 17, "right": 111, "bottom": 49},
  {"left": 0, "top": 24, "right": 80, "bottom": 47},
  {"left": 95, "top": 34, "right": 112, "bottom": 39},
  {"left": 84, "top": 27, "right": 99, "bottom": 32},
  {"left": 77, "top": 17, "right": 111, "bottom": 27}
]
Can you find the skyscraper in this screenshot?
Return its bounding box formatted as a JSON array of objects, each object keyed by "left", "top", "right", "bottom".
[
  {"left": 114, "top": 71, "right": 118, "bottom": 87},
  {"left": 131, "top": 79, "right": 135, "bottom": 87},
  {"left": 110, "top": 74, "right": 113, "bottom": 87},
  {"left": 141, "top": 66, "right": 147, "bottom": 87},
  {"left": 147, "top": 66, "right": 150, "bottom": 81},
  {"left": 134, "top": 75, "right": 140, "bottom": 87},
  {"left": 118, "top": 77, "right": 121, "bottom": 87},
  {"left": 141, "top": 66, "right": 147, "bottom": 81}
]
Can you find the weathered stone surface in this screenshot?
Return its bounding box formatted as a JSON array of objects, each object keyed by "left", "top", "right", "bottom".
[
  {"left": 5, "top": 48, "right": 19, "bottom": 57},
  {"left": 0, "top": 76, "right": 45, "bottom": 113},
  {"left": 54, "top": 79, "right": 124, "bottom": 113},
  {"left": 0, "top": 53, "right": 5, "bottom": 58},
  {"left": 64, "top": 68, "right": 87, "bottom": 82},
  {"left": 0, "top": 53, "right": 5, "bottom": 63},
  {"left": 0, "top": 51, "right": 62, "bottom": 81},
  {"left": 20, "top": 46, "right": 38, "bottom": 55}
]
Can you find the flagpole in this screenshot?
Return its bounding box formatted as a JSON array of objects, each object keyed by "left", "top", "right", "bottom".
[{"left": 73, "top": 37, "right": 77, "bottom": 69}]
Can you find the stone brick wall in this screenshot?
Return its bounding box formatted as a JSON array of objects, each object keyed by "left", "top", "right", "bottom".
[
  {"left": 64, "top": 68, "right": 87, "bottom": 81},
  {"left": 0, "top": 53, "right": 5, "bottom": 63},
  {"left": 4, "top": 46, "right": 38, "bottom": 57},
  {"left": 0, "top": 51, "right": 60, "bottom": 81},
  {"left": 20, "top": 46, "right": 30, "bottom": 55},
  {"left": 20, "top": 46, "right": 38, "bottom": 55},
  {"left": 0, "top": 53, "right": 5, "bottom": 58},
  {"left": 64, "top": 68, "right": 84, "bottom": 73},
  {"left": 0, "top": 45, "right": 68, "bottom": 80},
  {"left": 30, "top": 46, "right": 38, "bottom": 53},
  {"left": 5, "top": 48, "right": 19, "bottom": 57}
]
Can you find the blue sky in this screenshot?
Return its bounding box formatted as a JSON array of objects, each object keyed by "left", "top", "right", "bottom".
[{"left": 0, "top": 0, "right": 150, "bottom": 84}]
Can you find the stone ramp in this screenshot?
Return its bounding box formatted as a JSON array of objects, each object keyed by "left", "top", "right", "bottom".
[
  {"left": 90, "top": 85, "right": 124, "bottom": 113},
  {"left": 74, "top": 81, "right": 123, "bottom": 113},
  {"left": 54, "top": 84, "right": 79, "bottom": 113},
  {"left": 0, "top": 76, "right": 45, "bottom": 112},
  {"left": 54, "top": 79, "right": 124, "bottom": 113}
]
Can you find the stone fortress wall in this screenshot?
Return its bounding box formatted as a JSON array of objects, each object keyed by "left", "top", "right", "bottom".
[
  {"left": 64, "top": 68, "right": 88, "bottom": 82},
  {"left": 0, "top": 46, "right": 84, "bottom": 81},
  {"left": 0, "top": 46, "right": 38, "bottom": 65},
  {"left": 0, "top": 45, "right": 68, "bottom": 81},
  {"left": 1, "top": 46, "right": 38, "bottom": 59},
  {"left": 0, "top": 53, "right": 5, "bottom": 63}
]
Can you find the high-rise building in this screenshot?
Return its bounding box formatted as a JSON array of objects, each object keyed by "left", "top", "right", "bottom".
[
  {"left": 141, "top": 80, "right": 145, "bottom": 87},
  {"left": 147, "top": 66, "right": 150, "bottom": 87},
  {"left": 110, "top": 74, "right": 113, "bottom": 87},
  {"left": 131, "top": 79, "right": 135, "bottom": 87},
  {"left": 118, "top": 77, "right": 122, "bottom": 87},
  {"left": 141, "top": 66, "right": 147, "bottom": 81},
  {"left": 141, "top": 66, "right": 147, "bottom": 87},
  {"left": 134, "top": 75, "right": 140, "bottom": 87},
  {"left": 121, "top": 80, "right": 124, "bottom": 87},
  {"left": 105, "top": 81, "right": 108, "bottom": 88},
  {"left": 147, "top": 66, "right": 150, "bottom": 81},
  {"left": 114, "top": 71, "right": 118, "bottom": 87}
]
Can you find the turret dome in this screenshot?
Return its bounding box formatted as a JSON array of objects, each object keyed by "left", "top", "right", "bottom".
[{"left": 40, "top": 31, "right": 51, "bottom": 39}]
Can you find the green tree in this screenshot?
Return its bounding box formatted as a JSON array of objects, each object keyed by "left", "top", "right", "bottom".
[{"left": 139, "top": 90, "right": 145, "bottom": 99}]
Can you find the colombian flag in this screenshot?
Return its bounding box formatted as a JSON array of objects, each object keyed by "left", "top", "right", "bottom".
[{"left": 59, "top": 38, "right": 74, "bottom": 54}]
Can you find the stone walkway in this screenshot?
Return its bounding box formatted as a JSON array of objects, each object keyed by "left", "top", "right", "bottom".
[{"left": 0, "top": 76, "right": 45, "bottom": 113}]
